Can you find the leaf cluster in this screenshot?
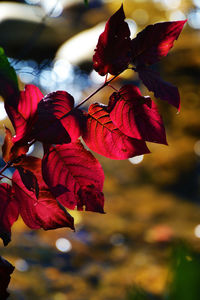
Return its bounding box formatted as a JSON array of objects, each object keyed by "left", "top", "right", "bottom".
[{"left": 0, "top": 5, "right": 186, "bottom": 297}]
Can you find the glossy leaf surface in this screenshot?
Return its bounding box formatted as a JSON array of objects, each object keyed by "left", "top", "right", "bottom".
[
  {"left": 83, "top": 103, "right": 150, "bottom": 159},
  {"left": 42, "top": 141, "right": 105, "bottom": 213},
  {"left": 93, "top": 5, "right": 131, "bottom": 75},
  {"left": 109, "top": 84, "right": 167, "bottom": 144}
]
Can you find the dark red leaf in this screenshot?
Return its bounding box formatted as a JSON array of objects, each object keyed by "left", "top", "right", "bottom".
[
  {"left": 93, "top": 4, "right": 131, "bottom": 75},
  {"left": 42, "top": 141, "right": 105, "bottom": 213},
  {"left": 32, "top": 91, "right": 83, "bottom": 144},
  {"left": 83, "top": 103, "right": 150, "bottom": 159},
  {"left": 0, "top": 183, "right": 19, "bottom": 246},
  {"left": 131, "top": 20, "right": 187, "bottom": 66},
  {"left": 12, "top": 158, "right": 74, "bottom": 230},
  {"left": 108, "top": 84, "right": 167, "bottom": 145},
  {"left": 0, "top": 256, "right": 14, "bottom": 299},
  {"left": 16, "top": 167, "right": 39, "bottom": 199},
  {"left": 137, "top": 66, "right": 180, "bottom": 110}
]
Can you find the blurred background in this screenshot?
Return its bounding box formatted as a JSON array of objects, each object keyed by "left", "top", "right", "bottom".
[{"left": 0, "top": 0, "right": 200, "bottom": 299}]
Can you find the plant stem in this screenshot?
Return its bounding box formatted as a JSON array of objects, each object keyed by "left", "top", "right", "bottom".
[
  {"left": 75, "top": 74, "right": 119, "bottom": 109},
  {"left": 60, "top": 73, "right": 119, "bottom": 121}
]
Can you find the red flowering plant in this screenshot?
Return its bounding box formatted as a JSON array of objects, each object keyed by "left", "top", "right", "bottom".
[{"left": 0, "top": 4, "right": 186, "bottom": 298}]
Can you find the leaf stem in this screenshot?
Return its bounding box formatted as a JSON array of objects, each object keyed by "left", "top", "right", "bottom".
[
  {"left": 0, "top": 173, "right": 12, "bottom": 181},
  {"left": 74, "top": 73, "right": 119, "bottom": 110}
]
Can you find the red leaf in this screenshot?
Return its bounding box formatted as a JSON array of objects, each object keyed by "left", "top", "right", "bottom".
[
  {"left": 93, "top": 4, "right": 131, "bottom": 76},
  {"left": 16, "top": 167, "right": 39, "bottom": 199},
  {"left": 131, "top": 20, "right": 187, "bottom": 66},
  {"left": 32, "top": 91, "right": 83, "bottom": 144},
  {"left": 42, "top": 141, "right": 105, "bottom": 213},
  {"left": 17, "top": 84, "right": 43, "bottom": 121},
  {"left": 0, "top": 256, "right": 14, "bottom": 299},
  {"left": 0, "top": 183, "right": 19, "bottom": 246},
  {"left": 83, "top": 103, "right": 150, "bottom": 159},
  {"left": 5, "top": 85, "right": 43, "bottom": 144},
  {"left": 12, "top": 158, "right": 74, "bottom": 231},
  {"left": 108, "top": 84, "right": 167, "bottom": 145},
  {"left": 137, "top": 66, "right": 180, "bottom": 110}
]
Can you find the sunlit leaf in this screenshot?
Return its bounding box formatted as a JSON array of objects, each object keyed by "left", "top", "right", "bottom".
[
  {"left": 42, "top": 141, "right": 105, "bottom": 213},
  {"left": 108, "top": 84, "right": 167, "bottom": 144},
  {"left": 83, "top": 103, "right": 150, "bottom": 159},
  {"left": 131, "top": 20, "right": 187, "bottom": 66},
  {"left": 12, "top": 158, "right": 74, "bottom": 230}
]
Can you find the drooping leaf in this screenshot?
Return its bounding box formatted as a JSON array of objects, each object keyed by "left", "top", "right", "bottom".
[
  {"left": 0, "top": 183, "right": 19, "bottom": 246},
  {"left": 42, "top": 141, "right": 105, "bottom": 213},
  {"left": 32, "top": 91, "right": 83, "bottom": 144},
  {"left": 83, "top": 103, "right": 150, "bottom": 159},
  {"left": 137, "top": 66, "right": 180, "bottom": 110},
  {"left": 12, "top": 158, "right": 74, "bottom": 230},
  {"left": 108, "top": 84, "right": 167, "bottom": 145},
  {"left": 0, "top": 256, "right": 14, "bottom": 300},
  {"left": 0, "top": 47, "right": 19, "bottom": 106},
  {"left": 131, "top": 20, "right": 187, "bottom": 66},
  {"left": 93, "top": 4, "right": 131, "bottom": 76}
]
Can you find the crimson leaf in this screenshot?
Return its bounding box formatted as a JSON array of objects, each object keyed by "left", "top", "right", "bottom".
[
  {"left": 137, "top": 66, "right": 180, "bottom": 110},
  {"left": 32, "top": 91, "right": 83, "bottom": 144},
  {"left": 83, "top": 103, "right": 150, "bottom": 159},
  {"left": 108, "top": 84, "right": 167, "bottom": 145},
  {"left": 131, "top": 20, "right": 187, "bottom": 66},
  {"left": 5, "top": 85, "right": 43, "bottom": 144},
  {"left": 16, "top": 167, "right": 39, "bottom": 199},
  {"left": 12, "top": 158, "right": 74, "bottom": 230},
  {"left": 0, "top": 256, "right": 14, "bottom": 300},
  {"left": 42, "top": 141, "right": 105, "bottom": 213},
  {"left": 93, "top": 4, "right": 131, "bottom": 76},
  {"left": 0, "top": 183, "right": 19, "bottom": 246}
]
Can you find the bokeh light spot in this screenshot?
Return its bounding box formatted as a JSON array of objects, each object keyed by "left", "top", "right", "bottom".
[
  {"left": 194, "top": 140, "right": 200, "bottom": 156},
  {"left": 56, "top": 238, "right": 72, "bottom": 252},
  {"left": 15, "top": 259, "right": 29, "bottom": 272},
  {"left": 194, "top": 224, "right": 200, "bottom": 238},
  {"left": 0, "top": 102, "right": 7, "bottom": 121},
  {"left": 188, "top": 9, "right": 200, "bottom": 29},
  {"left": 129, "top": 155, "right": 144, "bottom": 165}
]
